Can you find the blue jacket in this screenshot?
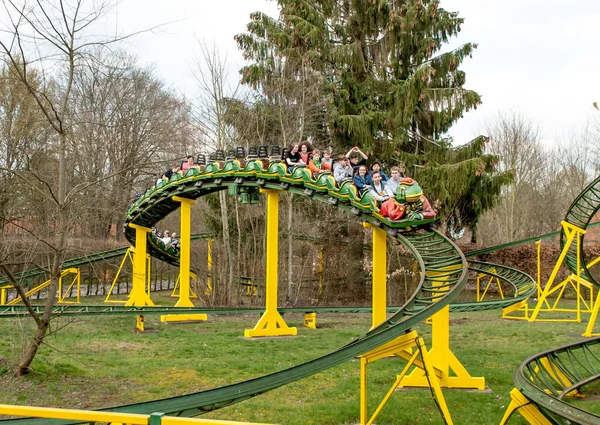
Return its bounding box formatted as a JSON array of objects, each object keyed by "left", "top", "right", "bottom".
[{"left": 353, "top": 174, "right": 371, "bottom": 194}]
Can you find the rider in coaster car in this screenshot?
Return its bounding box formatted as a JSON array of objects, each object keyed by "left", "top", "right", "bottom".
[{"left": 380, "top": 177, "right": 436, "bottom": 221}]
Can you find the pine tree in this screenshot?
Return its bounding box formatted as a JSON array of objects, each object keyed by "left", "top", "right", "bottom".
[{"left": 236, "top": 0, "right": 512, "bottom": 240}]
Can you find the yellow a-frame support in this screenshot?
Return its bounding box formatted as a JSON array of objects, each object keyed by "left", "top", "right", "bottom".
[
  {"left": 476, "top": 267, "right": 504, "bottom": 301},
  {"left": 527, "top": 221, "right": 600, "bottom": 335},
  {"left": 399, "top": 268, "right": 485, "bottom": 390},
  {"left": 105, "top": 247, "right": 151, "bottom": 304},
  {"left": 359, "top": 330, "right": 454, "bottom": 425},
  {"left": 244, "top": 189, "right": 297, "bottom": 338},
  {"left": 171, "top": 272, "right": 198, "bottom": 299},
  {"left": 3, "top": 268, "right": 81, "bottom": 306}
]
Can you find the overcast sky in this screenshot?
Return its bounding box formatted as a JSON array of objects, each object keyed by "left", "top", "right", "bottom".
[{"left": 112, "top": 0, "right": 600, "bottom": 148}]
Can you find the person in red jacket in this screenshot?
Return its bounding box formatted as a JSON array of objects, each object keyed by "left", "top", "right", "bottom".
[{"left": 380, "top": 177, "right": 435, "bottom": 221}]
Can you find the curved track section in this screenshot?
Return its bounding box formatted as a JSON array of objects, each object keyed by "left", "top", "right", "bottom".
[
  {"left": 561, "top": 175, "right": 600, "bottom": 287},
  {"left": 512, "top": 337, "right": 600, "bottom": 424},
  {"left": 451, "top": 260, "right": 536, "bottom": 312},
  {"left": 0, "top": 161, "right": 468, "bottom": 424},
  {"left": 0, "top": 247, "right": 129, "bottom": 288}
]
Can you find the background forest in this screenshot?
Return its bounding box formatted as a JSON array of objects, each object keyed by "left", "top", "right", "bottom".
[{"left": 0, "top": 0, "right": 599, "bottom": 374}]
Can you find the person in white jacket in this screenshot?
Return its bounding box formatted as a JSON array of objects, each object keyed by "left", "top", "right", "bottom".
[
  {"left": 333, "top": 155, "right": 353, "bottom": 185},
  {"left": 368, "top": 171, "right": 390, "bottom": 204}
]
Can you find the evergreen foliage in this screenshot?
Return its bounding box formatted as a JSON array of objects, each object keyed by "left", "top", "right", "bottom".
[{"left": 235, "top": 0, "right": 512, "bottom": 238}]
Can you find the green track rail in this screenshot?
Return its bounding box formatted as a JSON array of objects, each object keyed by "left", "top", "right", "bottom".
[
  {"left": 0, "top": 234, "right": 212, "bottom": 291},
  {"left": 561, "top": 175, "right": 600, "bottom": 288},
  {"left": 512, "top": 337, "right": 600, "bottom": 424},
  {"left": 450, "top": 260, "right": 536, "bottom": 312},
  {"left": 0, "top": 305, "right": 404, "bottom": 318}
]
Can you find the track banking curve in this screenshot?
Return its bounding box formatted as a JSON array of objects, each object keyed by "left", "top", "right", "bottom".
[
  {"left": 505, "top": 175, "right": 600, "bottom": 424},
  {"left": 561, "top": 175, "right": 600, "bottom": 288},
  {"left": 0, "top": 158, "right": 470, "bottom": 424}
]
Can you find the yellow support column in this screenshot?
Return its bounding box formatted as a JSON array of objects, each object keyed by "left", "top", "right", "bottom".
[
  {"left": 364, "top": 223, "right": 387, "bottom": 329},
  {"left": 125, "top": 224, "right": 154, "bottom": 307},
  {"left": 245, "top": 189, "right": 297, "bottom": 338},
  {"left": 400, "top": 268, "right": 485, "bottom": 390},
  {"left": 173, "top": 196, "right": 197, "bottom": 308},
  {"left": 206, "top": 238, "right": 214, "bottom": 296}
]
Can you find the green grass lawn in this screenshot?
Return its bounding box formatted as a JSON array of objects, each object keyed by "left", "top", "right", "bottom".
[{"left": 0, "top": 306, "right": 595, "bottom": 424}]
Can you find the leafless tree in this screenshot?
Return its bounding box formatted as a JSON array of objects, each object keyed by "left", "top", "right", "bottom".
[
  {"left": 192, "top": 40, "right": 240, "bottom": 302},
  {"left": 71, "top": 48, "right": 193, "bottom": 238},
  {"left": 481, "top": 110, "right": 546, "bottom": 243},
  {"left": 0, "top": 0, "right": 151, "bottom": 375}
]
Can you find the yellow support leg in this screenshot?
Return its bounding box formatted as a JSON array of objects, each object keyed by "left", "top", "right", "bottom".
[
  {"left": 583, "top": 291, "right": 600, "bottom": 337},
  {"left": 500, "top": 388, "right": 552, "bottom": 425},
  {"left": 206, "top": 238, "right": 214, "bottom": 296},
  {"left": 135, "top": 315, "right": 145, "bottom": 332},
  {"left": 125, "top": 224, "right": 154, "bottom": 307},
  {"left": 244, "top": 189, "right": 296, "bottom": 338},
  {"left": 303, "top": 312, "right": 317, "bottom": 329},
  {"left": 363, "top": 223, "right": 387, "bottom": 329},
  {"left": 359, "top": 330, "right": 453, "bottom": 425},
  {"left": 173, "top": 196, "right": 197, "bottom": 307},
  {"left": 529, "top": 221, "right": 585, "bottom": 322},
  {"left": 400, "top": 268, "right": 485, "bottom": 390}
]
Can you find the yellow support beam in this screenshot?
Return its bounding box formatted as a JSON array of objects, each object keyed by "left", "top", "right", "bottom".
[
  {"left": 173, "top": 196, "right": 198, "bottom": 307},
  {"left": 160, "top": 314, "right": 208, "bottom": 323},
  {"left": 399, "top": 267, "right": 485, "bottom": 390},
  {"left": 0, "top": 403, "right": 276, "bottom": 424},
  {"left": 245, "top": 189, "right": 296, "bottom": 338},
  {"left": 57, "top": 268, "right": 81, "bottom": 303},
  {"left": 206, "top": 238, "right": 214, "bottom": 296},
  {"left": 125, "top": 224, "right": 154, "bottom": 307},
  {"left": 499, "top": 388, "right": 553, "bottom": 425},
  {"left": 363, "top": 223, "right": 387, "bottom": 329},
  {"left": 358, "top": 330, "right": 453, "bottom": 425}
]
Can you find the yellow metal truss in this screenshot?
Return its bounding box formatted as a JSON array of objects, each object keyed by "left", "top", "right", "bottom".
[
  {"left": 105, "top": 247, "right": 151, "bottom": 304},
  {"left": 400, "top": 267, "right": 485, "bottom": 390},
  {"left": 358, "top": 330, "right": 453, "bottom": 425},
  {"left": 2, "top": 268, "right": 81, "bottom": 306}
]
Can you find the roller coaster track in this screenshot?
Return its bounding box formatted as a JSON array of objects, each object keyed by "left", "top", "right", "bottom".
[
  {"left": 0, "top": 234, "right": 212, "bottom": 290},
  {"left": 509, "top": 337, "right": 600, "bottom": 424},
  {"left": 561, "top": 175, "right": 600, "bottom": 287},
  {"left": 451, "top": 260, "right": 536, "bottom": 312},
  {"left": 0, "top": 160, "right": 470, "bottom": 424}
]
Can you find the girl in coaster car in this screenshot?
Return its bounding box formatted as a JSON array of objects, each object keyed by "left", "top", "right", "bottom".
[
  {"left": 285, "top": 143, "right": 303, "bottom": 172},
  {"left": 380, "top": 177, "right": 436, "bottom": 221},
  {"left": 299, "top": 141, "right": 313, "bottom": 165},
  {"left": 353, "top": 165, "right": 372, "bottom": 196}
]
